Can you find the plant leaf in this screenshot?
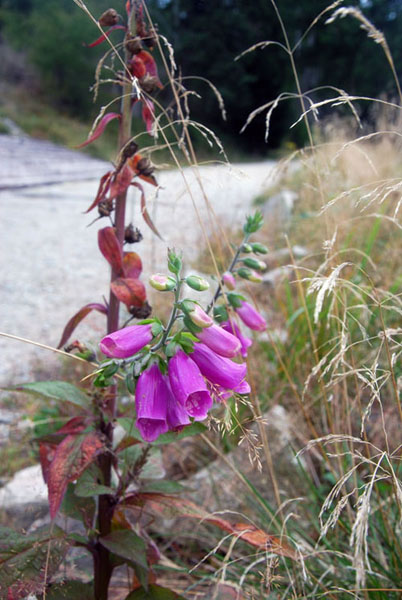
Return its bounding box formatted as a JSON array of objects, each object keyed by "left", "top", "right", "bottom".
[
  {"left": 123, "top": 251, "right": 143, "bottom": 279},
  {"left": 57, "top": 302, "right": 108, "bottom": 348},
  {"left": 5, "top": 380, "right": 91, "bottom": 409},
  {"left": 123, "top": 494, "right": 296, "bottom": 559},
  {"left": 125, "top": 586, "right": 185, "bottom": 600},
  {"left": 98, "top": 227, "right": 124, "bottom": 274},
  {"left": 142, "top": 100, "right": 154, "bottom": 135},
  {"left": 60, "top": 483, "right": 95, "bottom": 528},
  {"left": 99, "top": 530, "right": 147, "bottom": 569},
  {"left": 111, "top": 277, "right": 147, "bottom": 308},
  {"left": 86, "top": 24, "right": 126, "bottom": 48},
  {"left": 109, "top": 163, "right": 135, "bottom": 200},
  {"left": 85, "top": 170, "right": 113, "bottom": 213},
  {"left": 39, "top": 581, "right": 94, "bottom": 600},
  {"left": 74, "top": 465, "right": 114, "bottom": 498},
  {"left": 131, "top": 181, "right": 163, "bottom": 240},
  {"left": 47, "top": 431, "right": 105, "bottom": 519},
  {"left": 77, "top": 112, "right": 121, "bottom": 148},
  {"left": 0, "top": 525, "right": 69, "bottom": 599}
]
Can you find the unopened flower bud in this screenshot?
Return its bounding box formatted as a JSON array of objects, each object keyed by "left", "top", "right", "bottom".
[
  {"left": 243, "top": 257, "right": 267, "bottom": 271},
  {"left": 237, "top": 267, "right": 262, "bottom": 283},
  {"left": 182, "top": 301, "right": 213, "bottom": 328},
  {"left": 167, "top": 249, "right": 182, "bottom": 275},
  {"left": 251, "top": 242, "right": 268, "bottom": 255},
  {"left": 185, "top": 275, "right": 209, "bottom": 291},
  {"left": 222, "top": 271, "right": 236, "bottom": 290},
  {"left": 213, "top": 305, "right": 229, "bottom": 323},
  {"left": 227, "top": 292, "right": 244, "bottom": 309},
  {"left": 98, "top": 8, "right": 118, "bottom": 27},
  {"left": 242, "top": 243, "right": 253, "bottom": 253},
  {"left": 126, "top": 35, "right": 142, "bottom": 55},
  {"left": 149, "top": 273, "right": 176, "bottom": 291}
]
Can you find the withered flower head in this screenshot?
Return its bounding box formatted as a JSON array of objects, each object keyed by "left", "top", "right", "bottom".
[
  {"left": 126, "top": 35, "right": 143, "bottom": 55},
  {"left": 98, "top": 8, "right": 119, "bottom": 27},
  {"left": 125, "top": 223, "right": 143, "bottom": 244},
  {"left": 139, "top": 73, "right": 159, "bottom": 94}
]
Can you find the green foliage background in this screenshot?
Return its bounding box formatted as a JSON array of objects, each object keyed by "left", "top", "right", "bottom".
[{"left": 1, "top": 0, "right": 402, "bottom": 153}]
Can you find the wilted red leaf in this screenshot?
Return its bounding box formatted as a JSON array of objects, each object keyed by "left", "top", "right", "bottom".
[
  {"left": 137, "top": 50, "right": 163, "bottom": 88},
  {"left": 77, "top": 113, "right": 121, "bottom": 148},
  {"left": 57, "top": 303, "right": 108, "bottom": 349},
  {"left": 47, "top": 431, "right": 105, "bottom": 519},
  {"left": 130, "top": 55, "right": 147, "bottom": 79},
  {"left": 85, "top": 170, "right": 113, "bottom": 213},
  {"left": 39, "top": 443, "right": 56, "bottom": 484},
  {"left": 142, "top": 100, "right": 154, "bottom": 135},
  {"left": 123, "top": 493, "right": 296, "bottom": 559},
  {"left": 132, "top": 181, "right": 162, "bottom": 239},
  {"left": 111, "top": 277, "right": 146, "bottom": 308},
  {"left": 86, "top": 24, "right": 126, "bottom": 48},
  {"left": 123, "top": 251, "right": 142, "bottom": 279},
  {"left": 109, "top": 162, "right": 135, "bottom": 200},
  {"left": 98, "top": 227, "right": 124, "bottom": 274}
]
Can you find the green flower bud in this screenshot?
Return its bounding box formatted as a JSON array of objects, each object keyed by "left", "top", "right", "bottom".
[
  {"left": 237, "top": 267, "right": 263, "bottom": 283},
  {"left": 181, "top": 300, "right": 213, "bottom": 328},
  {"left": 185, "top": 275, "right": 210, "bottom": 291},
  {"left": 242, "top": 243, "right": 253, "bottom": 253},
  {"left": 167, "top": 248, "right": 182, "bottom": 275},
  {"left": 213, "top": 305, "right": 229, "bottom": 323},
  {"left": 149, "top": 273, "right": 176, "bottom": 291},
  {"left": 243, "top": 211, "right": 264, "bottom": 234},
  {"left": 251, "top": 242, "right": 268, "bottom": 255},
  {"left": 227, "top": 292, "right": 244, "bottom": 309},
  {"left": 242, "top": 257, "right": 267, "bottom": 271}
]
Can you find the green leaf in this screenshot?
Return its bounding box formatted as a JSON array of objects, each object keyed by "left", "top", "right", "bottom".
[
  {"left": 60, "top": 483, "right": 96, "bottom": 527},
  {"left": 125, "top": 585, "right": 186, "bottom": 599},
  {"left": 39, "top": 580, "right": 94, "bottom": 599},
  {"left": 75, "top": 465, "right": 114, "bottom": 498},
  {"left": 0, "top": 525, "right": 69, "bottom": 597},
  {"left": 152, "top": 422, "right": 207, "bottom": 445},
  {"left": 140, "top": 480, "right": 186, "bottom": 494},
  {"left": 5, "top": 381, "right": 91, "bottom": 409},
  {"left": 99, "top": 530, "right": 147, "bottom": 569}
]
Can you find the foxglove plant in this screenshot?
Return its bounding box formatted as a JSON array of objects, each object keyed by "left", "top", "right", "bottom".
[{"left": 1, "top": 2, "right": 278, "bottom": 598}]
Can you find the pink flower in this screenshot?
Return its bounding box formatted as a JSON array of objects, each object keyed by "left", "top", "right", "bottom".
[
  {"left": 168, "top": 350, "right": 212, "bottom": 420},
  {"left": 186, "top": 303, "right": 213, "bottom": 329},
  {"left": 222, "top": 271, "right": 236, "bottom": 290},
  {"left": 190, "top": 343, "right": 247, "bottom": 390},
  {"left": 135, "top": 363, "right": 169, "bottom": 442},
  {"left": 235, "top": 301, "right": 267, "bottom": 331},
  {"left": 165, "top": 377, "right": 191, "bottom": 430},
  {"left": 100, "top": 324, "right": 153, "bottom": 358},
  {"left": 221, "top": 320, "right": 253, "bottom": 358},
  {"left": 196, "top": 323, "right": 241, "bottom": 358}
]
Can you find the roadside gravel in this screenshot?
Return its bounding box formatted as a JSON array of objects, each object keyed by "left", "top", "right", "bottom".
[{"left": 0, "top": 136, "right": 276, "bottom": 382}]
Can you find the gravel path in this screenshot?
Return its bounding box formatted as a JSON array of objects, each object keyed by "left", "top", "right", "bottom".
[{"left": 0, "top": 135, "right": 276, "bottom": 383}]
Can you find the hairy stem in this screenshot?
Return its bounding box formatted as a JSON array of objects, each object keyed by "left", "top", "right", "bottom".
[{"left": 94, "top": 7, "right": 136, "bottom": 599}]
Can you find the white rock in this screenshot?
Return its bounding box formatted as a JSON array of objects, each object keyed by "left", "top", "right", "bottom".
[{"left": 0, "top": 464, "right": 47, "bottom": 509}]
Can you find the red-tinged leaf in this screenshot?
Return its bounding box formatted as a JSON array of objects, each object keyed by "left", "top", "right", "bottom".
[
  {"left": 98, "top": 226, "right": 124, "bottom": 274},
  {"left": 142, "top": 100, "right": 154, "bottom": 135},
  {"left": 77, "top": 112, "right": 121, "bottom": 148},
  {"left": 85, "top": 170, "right": 113, "bottom": 213},
  {"left": 99, "top": 530, "right": 148, "bottom": 569},
  {"left": 86, "top": 24, "right": 126, "bottom": 48},
  {"left": 47, "top": 431, "right": 105, "bottom": 519},
  {"left": 123, "top": 494, "right": 296, "bottom": 559},
  {"left": 111, "top": 277, "right": 146, "bottom": 308},
  {"left": 137, "top": 50, "right": 163, "bottom": 87},
  {"left": 130, "top": 55, "right": 147, "bottom": 79},
  {"left": 132, "top": 182, "right": 163, "bottom": 240},
  {"left": 123, "top": 251, "right": 142, "bottom": 279},
  {"left": 109, "top": 163, "right": 135, "bottom": 200},
  {"left": 57, "top": 302, "right": 108, "bottom": 348},
  {"left": 55, "top": 416, "right": 87, "bottom": 436}
]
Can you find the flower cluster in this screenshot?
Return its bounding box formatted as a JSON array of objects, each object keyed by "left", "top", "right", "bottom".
[{"left": 98, "top": 213, "right": 268, "bottom": 442}]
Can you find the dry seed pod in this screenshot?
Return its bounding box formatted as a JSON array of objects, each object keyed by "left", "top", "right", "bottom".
[
  {"left": 136, "top": 157, "right": 154, "bottom": 177},
  {"left": 98, "top": 199, "right": 114, "bottom": 217},
  {"left": 125, "top": 223, "right": 143, "bottom": 244},
  {"left": 139, "top": 73, "right": 159, "bottom": 94},
  {"left": 126, "top": 35, "right": 143, "bottom": 55},
  {"left": 98, "top": 8, "right": 119, "bottom": 27},
  {"left": 129, "top": 301, "right": 152, "bottom": 318}
]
